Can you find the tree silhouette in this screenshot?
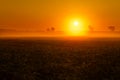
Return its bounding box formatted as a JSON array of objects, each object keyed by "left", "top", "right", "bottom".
[
  {"left": 108, "top": 26, "right": 115, "bottom": 31},
  {"left": 46, "top": 28, "right": 50, "bottom": 32},
  {"left": 51, "top": 27, "right": 55, "bottom": 31},
  {"left": 88, "top": 25, "right": 94, "bottom": 32},
  {"left": 46, "top": 27, "right": 55, "bottom": 32}
]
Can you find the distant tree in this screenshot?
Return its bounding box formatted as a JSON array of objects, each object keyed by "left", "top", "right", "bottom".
[
  {"left": 46, "top": 28, "right": 50, "bottom": 32},
  {"left": 46, "top": 27, "right": 55, "bottom": 32},
  {"left": 88, "top": 25, "right": 94, "bottom": 32},
  {"left": 51, "top": 27, "right": 55, "bottom": 31},
  {"left": 108, "top": 26, "right": 115, "bottom": 31}
]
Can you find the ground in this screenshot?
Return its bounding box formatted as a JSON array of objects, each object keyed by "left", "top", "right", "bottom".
[{"left": 0, "top": 38, "right": 120, "bottom": 80}]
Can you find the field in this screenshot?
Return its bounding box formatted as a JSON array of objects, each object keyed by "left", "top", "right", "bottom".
[{"left": 0, "top": 38, "right": 120, "bottom": 80}]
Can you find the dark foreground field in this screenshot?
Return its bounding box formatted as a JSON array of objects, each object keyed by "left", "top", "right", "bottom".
[{"left": 0, "top": 38, "right": 120, "bottom": 80}]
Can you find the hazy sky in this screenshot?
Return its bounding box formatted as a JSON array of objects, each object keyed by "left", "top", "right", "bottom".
[{"left": 0, "top": 0, "right": 120, "bottom": 31}]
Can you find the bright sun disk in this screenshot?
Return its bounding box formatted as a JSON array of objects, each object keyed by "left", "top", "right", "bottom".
[
  {"left": 66, "top": 20, "right": 87, "bottom": 36},
  {"left": 74, "top": 21, "right": 79, "bottom": 26}
]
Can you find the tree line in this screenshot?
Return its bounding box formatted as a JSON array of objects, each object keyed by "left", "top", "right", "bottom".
[{"left": 46, "top": 26, "right": 116, "bottom": 32}]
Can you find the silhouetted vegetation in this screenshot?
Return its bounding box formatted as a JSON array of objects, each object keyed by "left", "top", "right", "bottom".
[
  {"left": 46, "top": 28, "right": 50, "bottom": 32},
  {"left": 0, "top": 39, "right": 120, "bottom": 80},
  {"left": 46, "top": 27, "right": 55, "bottom": 32},
  {"left": 51, "top": 27, "right": 55, "bottom": 31},
  {"left": 108, "top": 26, "right": 115, "bottom": 31}
]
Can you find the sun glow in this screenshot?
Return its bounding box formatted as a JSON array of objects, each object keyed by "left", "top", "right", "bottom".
[
  {"left": 74, "top": 21, "right": 79, "bottom": 26},
  {"left": 66, "top": 20, "right": 88, "bottom": 36}
]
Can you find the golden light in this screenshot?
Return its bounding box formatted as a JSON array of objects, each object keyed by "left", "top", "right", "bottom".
[
  {"left": 63, "top": 15, "right": 89, "bottom": 36},
  {"left": 66, "top": 19, "right": 88, "bottom": 36},
  {"left": 74, "top": 21, "right": 79, "bottom": 26}
]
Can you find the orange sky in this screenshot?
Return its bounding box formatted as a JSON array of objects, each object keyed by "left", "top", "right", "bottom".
[{"left": 0, "top": 0, "right": 120, "bottom": 31}]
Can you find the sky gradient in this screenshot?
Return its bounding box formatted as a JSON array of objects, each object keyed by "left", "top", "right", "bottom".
[{"left": 0, "top": 0, "right": 120, "bottom": 31}]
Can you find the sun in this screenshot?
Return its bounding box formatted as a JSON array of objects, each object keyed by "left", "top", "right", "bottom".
[
  {"left": 74, "top": 21, "right": 79, "bottom": 26},
  {"left": 63, "top": 16, "right": 89, "bottom": 36},
  {"left": 67, "top": 20, "right": 87, "bottom": 36}
]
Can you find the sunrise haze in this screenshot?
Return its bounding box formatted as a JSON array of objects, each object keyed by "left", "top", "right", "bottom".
[{"left": 0, "top": 0, "right": 120, "bottom": 36}]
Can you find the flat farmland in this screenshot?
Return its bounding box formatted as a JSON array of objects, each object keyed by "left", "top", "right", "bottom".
[{"left": 0, "top": 38, "right": 120, "bottom": 80}]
